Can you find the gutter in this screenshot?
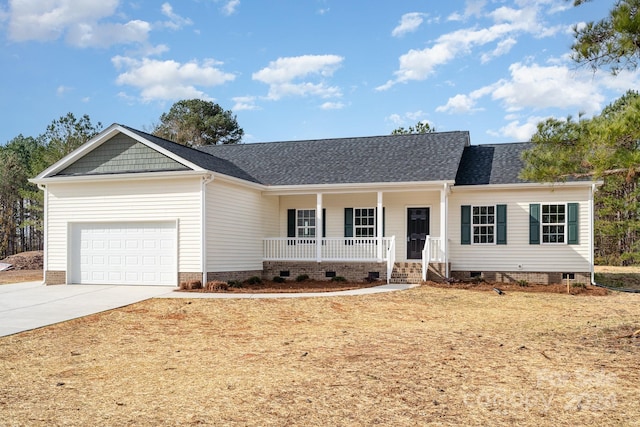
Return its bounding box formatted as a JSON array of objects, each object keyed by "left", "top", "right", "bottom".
[
  {"left": 201, "top": 174, "right": 215, "bottom": 286},
  {"left": 37, "top": 184, "right": 47, "bottom": 285}
]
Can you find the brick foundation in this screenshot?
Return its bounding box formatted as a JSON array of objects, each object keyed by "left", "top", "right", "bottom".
[
  {"left": 263, "top": 261, "right": 387, "bottom": 282},
  {"left": 44, "top": 270, "right": 66, "bottom": 285},
  {"left": 207, "top": 270, "right": 264, "bottom": 283},
  {"left": 178, "top": 272, "right": 203, "bottom": 285},
  {"left": 451, "top": 271, "right": 591, "bottom": 285}
]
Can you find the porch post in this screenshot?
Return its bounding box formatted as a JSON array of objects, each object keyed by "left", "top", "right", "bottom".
[
  {"left": 317, "top": 193, "right": 323, "bottom": 262},
  {"left": 377, "top": 191, "right": 383, "bottom": 261},
  {"left": 440, "top": 183, "right": 449, "bottom": 277}
]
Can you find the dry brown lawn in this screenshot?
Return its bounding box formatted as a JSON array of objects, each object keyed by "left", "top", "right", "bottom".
[
  {"left": 1, "top": 286, "right": 639, "bottom": 426},
  {"left": 0, "top": 269, "right": 42, "bottom": 284}
]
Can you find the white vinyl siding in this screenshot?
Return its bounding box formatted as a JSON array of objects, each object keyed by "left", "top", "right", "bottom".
[
  {"left": 449, "top": 186, "right": 591, "bottom": 272},
  {"left": 206, "top": 180, "right": 267, "bottom": 272},
  {"left": 46, "top": 177, "right": 202, "bottom": 275}
]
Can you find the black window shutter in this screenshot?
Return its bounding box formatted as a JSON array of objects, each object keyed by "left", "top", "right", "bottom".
[
  {"left": 461, "top": 205, "right": 471, "bottom": 245},
  {"left": 344, "top": 208, "right": 353, "bottom": 238},
  {"left": 287, "top": 209, "right": 296, "bottom": 238},
  {"left": 567, "top": 203, "right": 579, "bottom": 244},
  {"left": 529, "top": 204, "right": 540, "bottom": 244},
  {"left": 496, "top": 204, "right": 507, "bottom": 245},
  {"left": 322, "top": 208, "right": 326, "bottom": 238}
]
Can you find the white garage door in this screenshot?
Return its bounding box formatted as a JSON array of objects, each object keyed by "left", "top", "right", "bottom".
[{"left": 71, "top": 222, "right": 177, "bottom": 286}]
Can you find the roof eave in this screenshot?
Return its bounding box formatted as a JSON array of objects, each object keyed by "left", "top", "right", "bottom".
[
  {"left": 33, "top": 124, "right": 206, "bottom": 180},
  {"left": 263, "top": 180, "right": 455, "bottom": 195},
  {"left": 452, "top": 180, "right": 602, "bottom": 191}
]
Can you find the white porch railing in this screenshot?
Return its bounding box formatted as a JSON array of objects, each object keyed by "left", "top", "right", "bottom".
[
  {"left": 421, "top": 236, "right": 444, "bottom": 281},
  {"left": 264, "top": 237, "right": 395, "bottom": 261},
  {"left": 386, "top": 236, "right": 396, "bottom": 284}
]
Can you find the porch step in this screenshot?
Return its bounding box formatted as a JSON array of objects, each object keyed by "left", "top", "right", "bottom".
[{"left": 389, "top": 262, "right": 423, "bottom": 284}]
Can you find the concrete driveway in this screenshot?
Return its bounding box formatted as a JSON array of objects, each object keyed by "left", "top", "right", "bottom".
[
  {"left": 0, "top": 281, "right": 417, "bottom": 337},
  {"left": 0, "top": 282, "right": 174, "bottom": 337}
]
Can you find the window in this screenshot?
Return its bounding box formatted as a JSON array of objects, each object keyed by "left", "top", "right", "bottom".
[
  {"left": 542, "top": 204, "right": 565, "bottom": 243},
  {"left": 472, "top": 206, "right": 495, "bottom": 244},
  {"left": 354, "top": 208, "right": 375, "bottom": 237},
  {"left": 297, "top": 209, "right": 316, "bottom": 239}
]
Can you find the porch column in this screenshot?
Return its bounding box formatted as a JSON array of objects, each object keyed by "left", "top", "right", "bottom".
[
  {"left": 316, "top": 193, "right": 323, "bottom": 262},
  {"left": 377, "top": 191, "right": 383, "bottom": 261},
  {"left": 440, "top": 183, "right": 449, "bottom": 277}
]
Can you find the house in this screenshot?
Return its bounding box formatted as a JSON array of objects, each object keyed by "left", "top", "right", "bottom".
[{"left": 30, "top": 124, "right": 597, "bottom": 287}]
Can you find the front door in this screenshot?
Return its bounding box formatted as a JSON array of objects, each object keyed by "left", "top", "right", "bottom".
[{"left": 407, "top": 207, "right": 430, "bottom": 259}]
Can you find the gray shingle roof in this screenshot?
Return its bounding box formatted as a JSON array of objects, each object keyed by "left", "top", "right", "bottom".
[
  {"left": 455, "top": 143, "right": 532, "bottom": 185},
  {"left": 123, "top": 126, "right": 260, "bottom": 183},
  {"left": 197, "top": 132, "right": 470, "bottom": 185},
  {"left": 122, "top": 125, "right": 540, "bottom": 187}
]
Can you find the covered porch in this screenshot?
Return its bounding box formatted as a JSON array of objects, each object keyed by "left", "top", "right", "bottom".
[{"left": 261, "top": 184, "right": 451, "bottom": 283}]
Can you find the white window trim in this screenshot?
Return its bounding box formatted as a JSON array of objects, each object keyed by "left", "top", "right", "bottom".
[
  {"left": 540, "top": 203, "right": 567, "bottom": 245},
  {"left": 296, "top": 208, "right": 316, "bottom": 242},
  {"left": 471, "top": 205, "right": 496, "bottom": 245},
  {"left": 353, "top": 207, "right": 376, "bottom": 239}
]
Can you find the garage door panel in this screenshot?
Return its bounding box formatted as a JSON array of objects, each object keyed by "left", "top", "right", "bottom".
[{"left": 71, "top": 222, "right": 176, "bottom": 286}]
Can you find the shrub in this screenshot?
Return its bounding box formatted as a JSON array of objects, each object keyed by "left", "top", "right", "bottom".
[
  {"left": 295, "top": 274, "right": 310, "bottom": 282},
  {"left": 273, "top": 276, "right": 286, "bottom": 283},
  {"left": 206, "top": 281, "right": 229, "bottom": 291},
  {"left": 331, "top": 276, "right": 347, "bottom": 282},
  {"left": 516, "top": 279, "right": 529, "bottom": 287},
  {"left": 572, "top": 282, "right": 587, "bottom": 289},
  {"left": 246, "top": 276, "right": 262, "bottom": 285},
  {"left": 227, "top": 280, "right": 243, "bottom": 288},
  {"left": 179, "top": 280, "right": 202, "bottom": 290}
]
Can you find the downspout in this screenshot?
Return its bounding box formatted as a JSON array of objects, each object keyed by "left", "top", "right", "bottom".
[
  {"left": 201, "top": 174, "right": 214, "bottom": 286},
  {"left": 590, "top": 183, "right": 596, "bottom": 285},
  {"left": 440, "top": 182, "right": 451, "bottom": 278},
  {"left": 37, "top": 184, "right": 47, "bottom": 285}
]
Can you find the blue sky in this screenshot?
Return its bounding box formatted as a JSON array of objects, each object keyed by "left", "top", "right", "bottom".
[{"left": 1, "top": 0, "right": 637, "bottom": 145}]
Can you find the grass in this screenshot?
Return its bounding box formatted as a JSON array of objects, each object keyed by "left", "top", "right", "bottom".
[
  {"left": 1, "top": 285, "right": 639, "bottom": 425},
  {"left": 0, "top": 269, "right": 42, "bottom": 284},
  {"left": 594, "top": 265, "right": 640, "bottom": 290}
]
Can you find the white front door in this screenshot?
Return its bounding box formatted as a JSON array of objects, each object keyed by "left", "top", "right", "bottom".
[{"left": 71, "top": 222, "right": 177, "bottom": 286}]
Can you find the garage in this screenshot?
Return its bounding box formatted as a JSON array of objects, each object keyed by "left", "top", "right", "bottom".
[{"left": 70, "top": 222, "right": 177, "bottom": 286}]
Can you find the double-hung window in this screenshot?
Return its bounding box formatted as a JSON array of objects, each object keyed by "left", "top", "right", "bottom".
[
  {"left": 541, "top": 204, "right": 565, "bottom": 243},
  {"left": 297, "top": 209, "right": 316, "bottom": 243},
  {"left": 472, "top": 205, "right": 495, "bottom": 244},
  {"left": 354, "top": 208, "right": 375, "bottom": 238}
]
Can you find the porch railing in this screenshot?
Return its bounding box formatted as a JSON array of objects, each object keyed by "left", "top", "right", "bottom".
[
  {"left": 263, "top": 237, "right": 395, "bottom": 262},
  {"left": 386, "top": 236, "right": 396, "bottom": 284},
  {"left": 421, "top": 236, "right": 444, "bottom": 281}
]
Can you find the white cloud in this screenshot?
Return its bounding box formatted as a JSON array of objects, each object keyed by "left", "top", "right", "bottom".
[
  {"left": 158, "top": 3, "right": 193, "bottom": 30},
  {"left": 490, "top": 62, "right": 604, "bottom": 113},
  {"left": 67, "top": 20, "right": 150, "bottom": 48},
  {"left": 438, "top": 60, "right": 626, "bottom": 119},
  {"left": 437, "top": 94, "right": 480, "bottom": 114},
  {"left": 378, "top": 2, "right": 560, "bottom": 90},
  {"left": 320, "top": 101, "right": 345, "bottom": 110},
  {"left": 221, "top": 0, "right": 240, "bottom": 16},
  {"left": 112, "top": 56, "right": 235, "bottom": 102},
  {"left": 6, "top": 0, "right": 151, "bottom": 47},
  {"left": 232, "top": 96, "right": 260, "bottom": 111},
  {"left": 480, "top": 37, "right": 516, "bottom": 63},
  {"left": 385, "top": 111, "right": 432, "bottom": 127},
  {"left": 56, "top": 85, "right": 72, "bottom": 96},
  {"left": 489, "top": 115, "right": 549, "bottom": 141},
  {"left": 252, "top": 55, "right": 344, "bottom": 100},
  {"left": 391, "top": 13, "right": 427, "bottom": 37}
]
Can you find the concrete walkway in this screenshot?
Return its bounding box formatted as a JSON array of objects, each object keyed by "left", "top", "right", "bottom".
[{"left": 0, "top": 282, "right": 416, "bottom": 337}]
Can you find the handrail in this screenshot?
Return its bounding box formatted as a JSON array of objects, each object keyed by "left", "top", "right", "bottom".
[
  {"left": 421, "top": 235, "right": 431, "bottom": 282},
  {"left": 386, "top": 236, "right": 396, "bottom": 284}
]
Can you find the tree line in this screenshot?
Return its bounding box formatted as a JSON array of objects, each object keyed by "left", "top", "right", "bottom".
[{"left": 0, "top": 100, "right": 242, "bottom": 259}]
